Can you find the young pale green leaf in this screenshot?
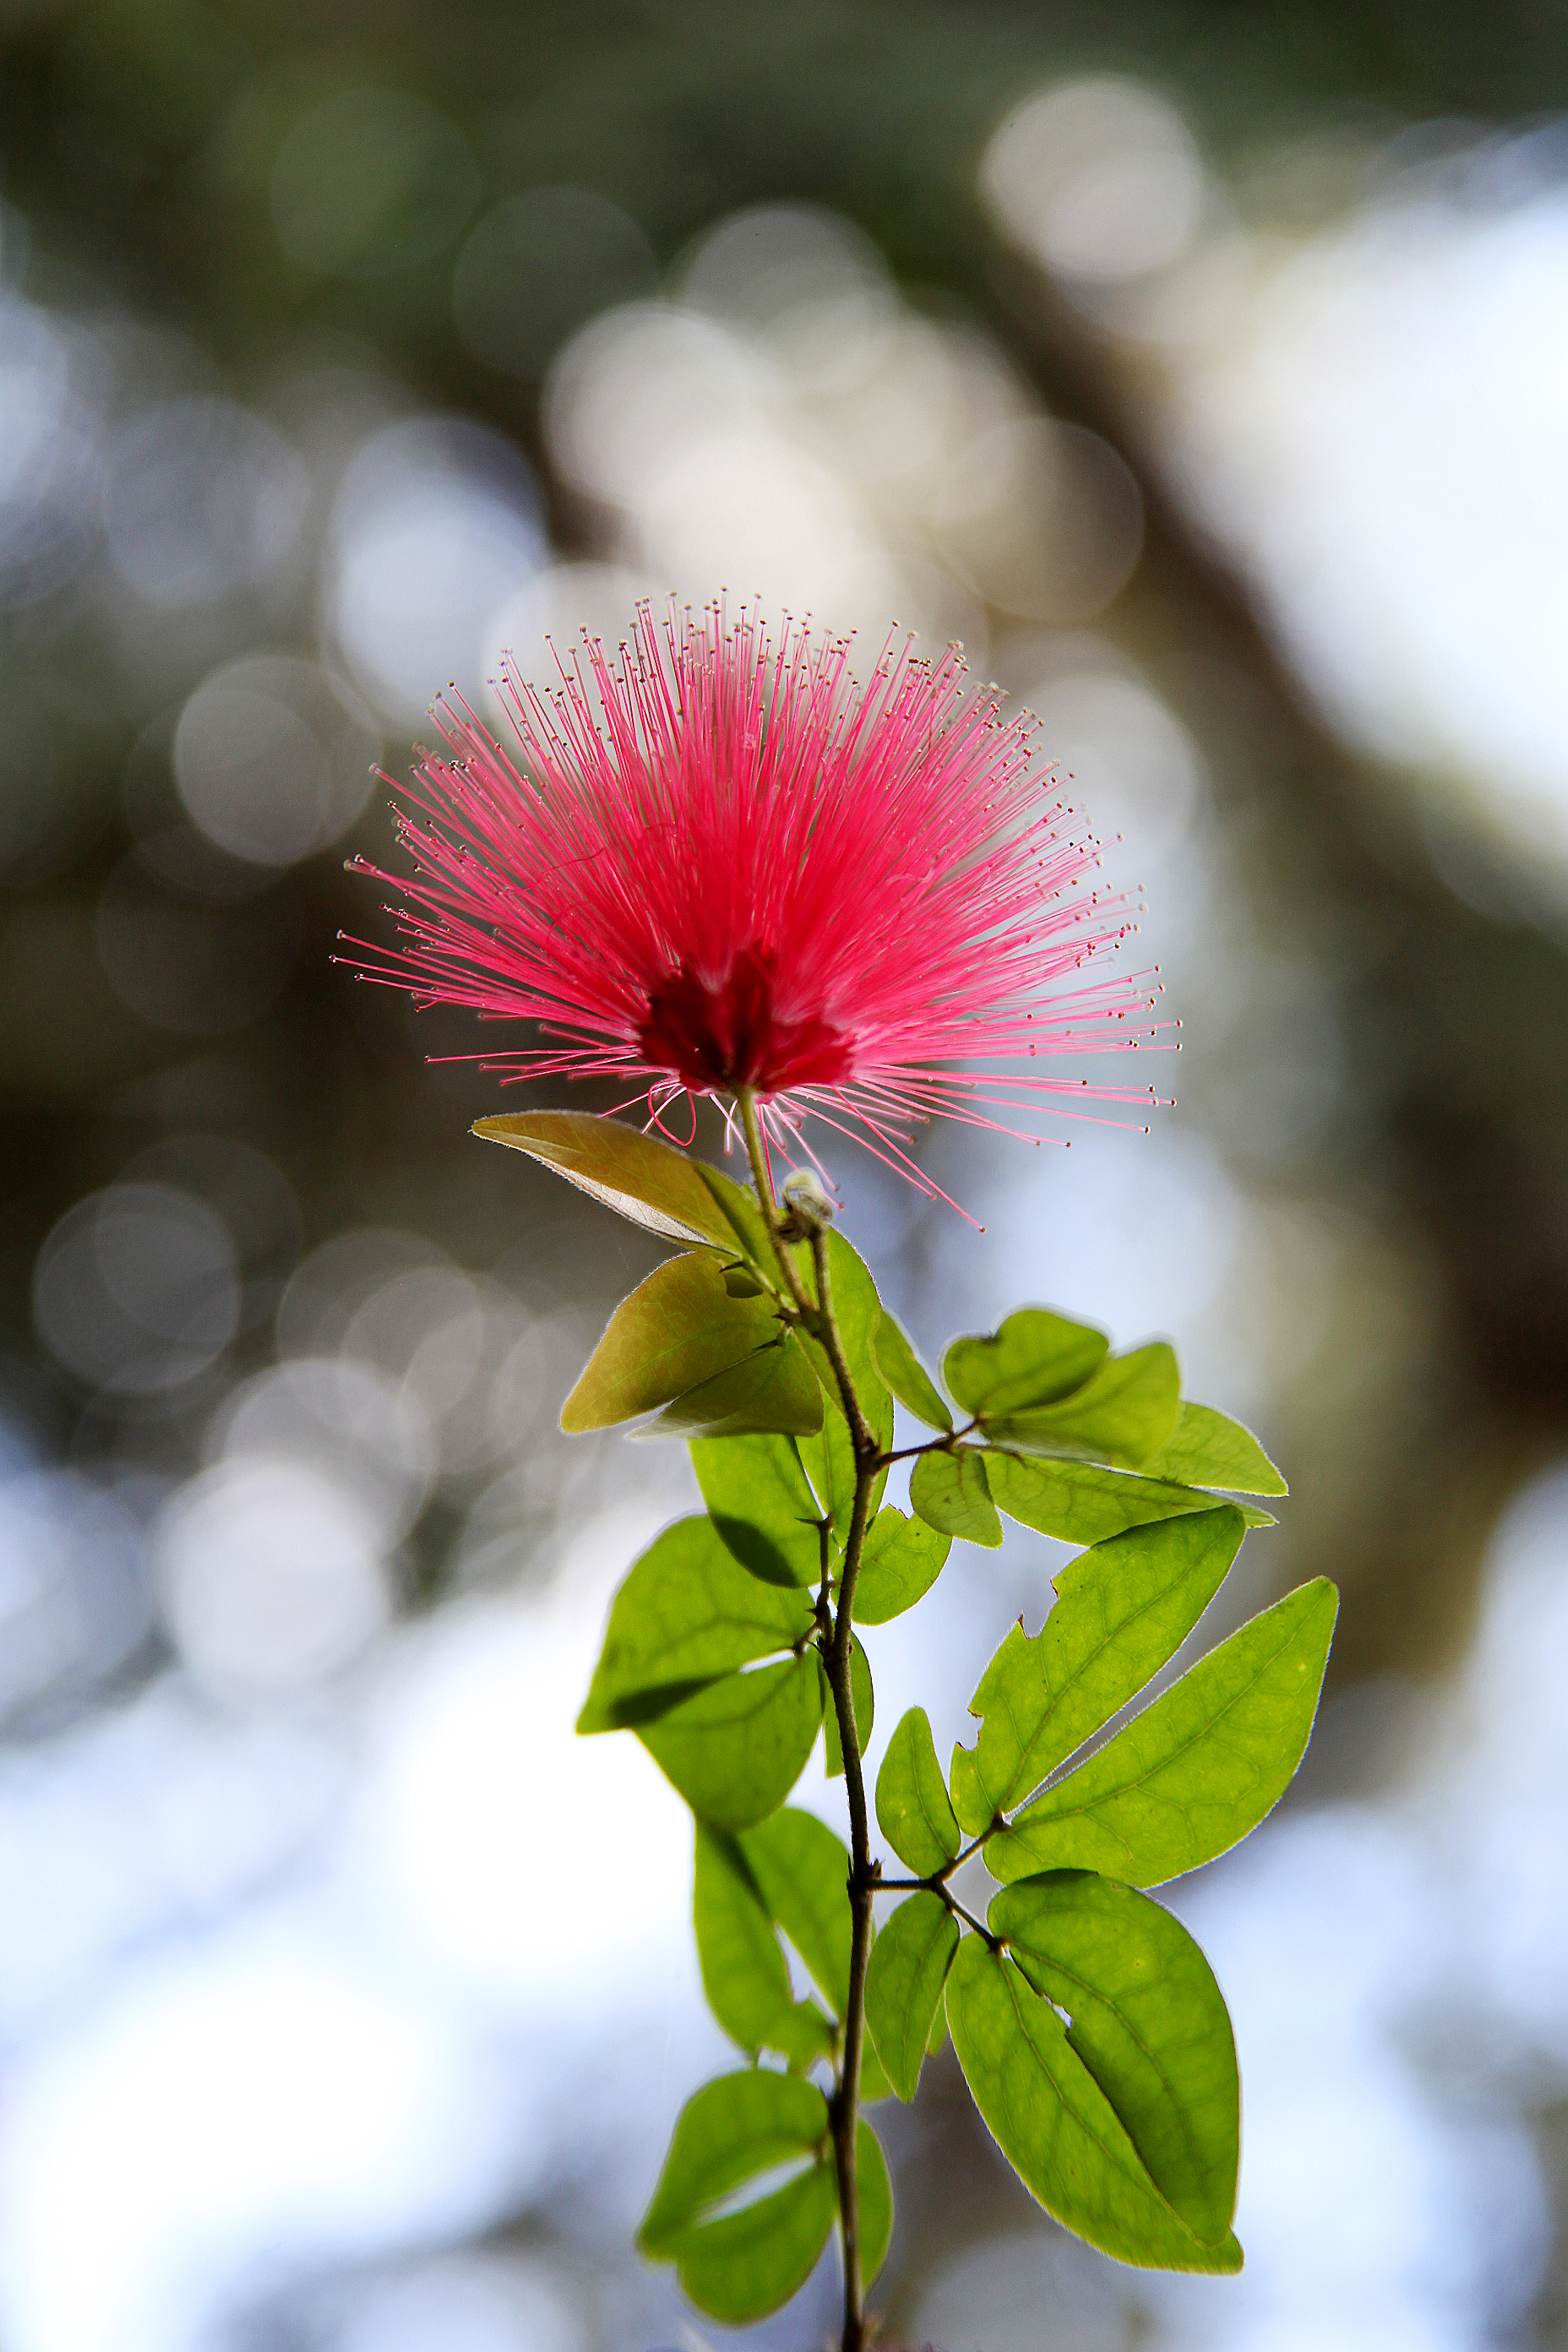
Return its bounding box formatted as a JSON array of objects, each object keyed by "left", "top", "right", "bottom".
[
  {"left": 864, "top": 1892, "right": 959, "bottom": 2101},
  {"left": 821, "top": 1636, "right": 874, "bottom": 1778},
  {"left": 640, "top": 1655, "right": 823, "bottom": 1830},
  {"left": 1141, "top": 1402, "right": 1288, "bottom": 1497},
  {"left": 741, "top": 1806, "right": 852, "bottom": 2017},
  {"left": 983, "top": 1342, "right": 1181, "bottom": 1470},
  {"left": 873, "top": 1312, "right": 953, "bottom": 1431},
  {"left": 944, "top": 1308, "right": 1108, "bottom": 1417},
  {"left": 852, "top": 1508, "right": 951, "bottom": 1625},
  {"left": 988, "top": 1577, "right": 1339, "bottom": 1886},
  {"left": 693, "top": 1826, "right": 795, "bottom": 2053},
  {"left": 640, "top": 1332, "right": 824, "bottom": 1440},
  {"left": 475, "top": 1110, "right": 770, "bottom": 1263},
  {"left": 945, "top": 1936, "right": 1243, "bottom": 2274},
  {"left": 910, "top": 1448, "right": 1003, "bottom": 1547},
  {"left": 796, "top": 1231, "right": 893, "bottom": 1538},
  {"left": 947, "top": 1507, "right": 1245, "bottom": 1836},
  {"left": 672, "top": 2160, "right": 837, "bottom": 2323},
  {"left": 987, "top": 1450, "right": 1276, "bottom": 1546},
  {"left": 640, "top": 2068, "right": 830, "bottom": 2251},
  {"left": 993, "top": 1871, "right": 1239, "bottom": 2246},
  {"left": 577, "top": 1516, "right": 813, "bottom": 1734},
  {"left": 857, "top": 2118, "right": 895, "bottom": 2288},
  {"left": 690, "top": 1433, "right": 825, "bottom": 1589},
  {"left": 561, "top": 1254, "right": 792, "bottom": 1433},
  {"left": 876, "top": 1707, "right": 961, "bottom": 1877}
]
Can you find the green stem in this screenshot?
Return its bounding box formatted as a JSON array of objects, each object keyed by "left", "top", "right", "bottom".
[
  {"left": 737, "top": 1090, "right": 812, "bottom": 1317},
  {"left": 736, "top": 1090, "right": 877, "bottom": 2352}
]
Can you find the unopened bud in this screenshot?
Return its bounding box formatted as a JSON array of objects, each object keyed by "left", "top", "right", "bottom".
[{"left": 778, "top": 1169, "right": 836, "bottom": 1239}]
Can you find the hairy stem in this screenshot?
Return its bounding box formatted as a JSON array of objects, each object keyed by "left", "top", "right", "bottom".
[
  {"left": 737, "top": 1092, "right": 878, "bottom": 2352},
  {"left": 737, "top": 1090, "right": 812, "bottom": 1317}
]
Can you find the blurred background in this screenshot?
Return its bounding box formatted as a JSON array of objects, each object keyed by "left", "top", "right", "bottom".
[{"left": 3, "top": 2, "right": 1568, "bottom": 2346}]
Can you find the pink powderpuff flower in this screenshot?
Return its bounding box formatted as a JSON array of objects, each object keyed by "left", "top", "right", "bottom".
[{"left": 343, "top": 602, "right": 1171, "bottom": 1204}]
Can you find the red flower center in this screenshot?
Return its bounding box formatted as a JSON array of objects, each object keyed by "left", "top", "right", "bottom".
[{"left": 639, "top": 946, "right": 852, "bottom": 1097}]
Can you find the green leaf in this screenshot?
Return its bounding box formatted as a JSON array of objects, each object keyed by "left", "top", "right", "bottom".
[
  {"left": 865, "top": 1892, "right": 959, "bottom": 2101},
  {"left": 476, "top": 1109, "right": 770, "bottom": 1263},
  {"left": 822, "top": 1636, "right": 874, "bottom": 1778},
  {"left": 987, "top": 1449, "right": 1277, "bottom": 1545},
  {"left": 691, "top": 1433, "right": 825, "bottom": 1589},
  {"left": 945, "top": 1937, "right": 1243, "bottom": 2274},
  {"left": 723, "top": 1265, "right": 766, "bottom": 1298},
  {"left": 852, "top": 1508, "right": 951, "bottom": 1625},
  {"left": 987, "top": 1577, "right": 1339, "bottom": 1886},
  {"left": 983, "top": 1342, "right": 1181, "bottom": 1469},
  {"left": 577, "top": 1516, "right": 813, "bottom": 1734},
  {"left": 694, "top": 1827, "right": 795, "bottom": 2050},
  {"left": 562, "top": 1254, "right": 798, "bottom": 1433},
  {"left": 639, "top": 2070, "right": 836, "bottom": 2322},
  {"left": 860, "top": 2033, "right": 895, "bottom": 2106},
  {"left": 876, "top": 1707, "right": 961, "bottom": 1877},
  {"left": 873, "top": 1312, "right": 952, "bottom": 1431},
  {"left": 673, "top": 2164, "right": 837, "bottom": 2323},
  {"left": 945, "top": 1309, "right": 1108, "bottom": 1416},
  {"left": 910, "top": 1448, "right": 1003, "bottom": 1547},
  {"left": 796, "top": 1231, "right": 893, "bottom": 1539},
  {"left": 741, "top": 1807, "right": 852, "bottom": 2017},
  {"left": 640, "top": 2068, "right": 829, "bottom": 2251},
  {"left": 1141, "top": 1402, "right": 1288, "bottom": 1497},
  {"left": 993, "top": 1871, "right": 1239, "bottom": 2246},
  {"left": 640, "top": 1332, "right": 824, "bottom": 1439},
  {"left": 857, "top": 2118, "right": 895, "bottom": 2288},
  {"left": 948, "top": 1507, "right": 1246, "bottom": 1836},
  {"left": 770, "top": 1998, "right": 841, "bottom": 2069},
  {"left": 640, "top": 1655, "right": 824, "bottom": 1829},
  {"left": 928, "top": 1986, "right": 949, "bottom": 2055}
]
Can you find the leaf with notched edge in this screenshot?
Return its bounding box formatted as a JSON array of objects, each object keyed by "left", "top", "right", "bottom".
[
  {"left": 986, "top": 1578, "right": 1339, "bottom": 1886},
  {"left": 947, "top": 1506, "right": 1245, "bottom": 1837}
]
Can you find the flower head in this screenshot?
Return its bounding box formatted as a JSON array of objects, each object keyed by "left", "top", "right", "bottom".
[{"left": 345, "top": 603, "right": 1168, "bottom": 1200}]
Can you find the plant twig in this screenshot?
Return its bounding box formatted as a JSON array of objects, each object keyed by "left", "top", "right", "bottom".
[{"left": 737, "top": 1088, "right": 876, "bottom": 2352}]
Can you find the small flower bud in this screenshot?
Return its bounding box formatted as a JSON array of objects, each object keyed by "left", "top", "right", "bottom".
[{"left": 778, "top": 1168, "right": 836, "bottom": 1239}]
